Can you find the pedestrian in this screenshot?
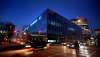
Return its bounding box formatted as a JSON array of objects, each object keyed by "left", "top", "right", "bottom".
[
  {"left": 74, "top": 41, "right": 79, "bottom": 57},
  {"left": 74, "top": 41, "right": 79, "bottom": 49}
]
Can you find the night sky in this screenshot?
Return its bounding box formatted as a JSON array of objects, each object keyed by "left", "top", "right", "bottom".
[{"left": 0, "top": 0, "right": 100, "bottom": 30}]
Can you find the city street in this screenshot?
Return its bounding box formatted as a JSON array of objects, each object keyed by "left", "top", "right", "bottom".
[
  {"left": 0, "top": 45, "right": 98, "bottom": 57},
  {"left": 0, "top": 0, "right": 99, "bottom": 57}
]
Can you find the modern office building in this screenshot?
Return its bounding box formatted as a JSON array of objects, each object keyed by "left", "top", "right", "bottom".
[
  {"left": 25, "top": 9, "right": 82, "bottom": 43},
  {"left": 71, "top": 16, "right": 91, "bottom": 42}
]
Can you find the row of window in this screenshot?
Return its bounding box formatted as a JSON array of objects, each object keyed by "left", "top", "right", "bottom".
[{"left": 48, "top": 21, "right": 62, "bottom": 27}]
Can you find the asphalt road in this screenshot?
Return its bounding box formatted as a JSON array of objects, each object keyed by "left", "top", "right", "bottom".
[{"left": 0, "top": 45, "right": 98, "bottom": 57}]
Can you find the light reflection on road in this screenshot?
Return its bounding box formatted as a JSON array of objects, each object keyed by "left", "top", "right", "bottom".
[
  {"left": 79, "top": 45, "right": 91, "bottom": 57},
  {"left": 62, "top": 46, "right": 67, "bottom": 53},
  {"left": 0, "top": 45, "right": 96, "bottom": 57},
  {"left": 0, "top": 48, "right": 33, "bottom": 57},
  {"left": 61, "top": 46, "right": 76, "bottom": 54}
]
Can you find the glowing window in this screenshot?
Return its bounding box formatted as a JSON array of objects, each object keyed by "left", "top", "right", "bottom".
[{"left": 48, "top": 40, "right": 56, "bottom": 42}]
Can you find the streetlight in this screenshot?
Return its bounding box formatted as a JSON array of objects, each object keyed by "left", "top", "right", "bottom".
[{"left": 23, "top": 32, "right": 27, "bottom": 35}]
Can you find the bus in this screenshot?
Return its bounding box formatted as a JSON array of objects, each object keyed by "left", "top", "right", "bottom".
[{"left": 26, "top": 34, "right": 47, "bottom": 49}]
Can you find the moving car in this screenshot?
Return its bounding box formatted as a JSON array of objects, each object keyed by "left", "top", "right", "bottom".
[{"left": 66, "top": 43, "right": 75, "bottom": 49}]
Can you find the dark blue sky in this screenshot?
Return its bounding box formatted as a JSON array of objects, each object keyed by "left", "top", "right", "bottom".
[{"left": 0, "top": 0, "right": 100, "bottom": 30}]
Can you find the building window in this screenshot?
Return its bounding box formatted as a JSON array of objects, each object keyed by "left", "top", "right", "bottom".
[
  {"left": 82, "top": 25, "right": 89, "bottom": 29},
  {"left": 49, "top": 21, "right": 61, "bottom": 27},
  {"left": 68, "top": 27, "right": 75, "bottom": 32},
  {"left": 50, "top": 21, "right": 56, "bottom": 26}
]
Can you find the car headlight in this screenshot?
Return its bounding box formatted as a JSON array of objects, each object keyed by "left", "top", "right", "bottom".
[
  {"left": 67, "top": 44, "right": 70, "bottom": 47},
  {"left": 25, "top": 45, "right": 31, "bottom": 48},
  {"left": 71, "top": 45, "right": 74, "bottom": 47}
]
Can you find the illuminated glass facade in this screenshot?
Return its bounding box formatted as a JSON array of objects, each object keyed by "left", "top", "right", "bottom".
[{"left": 26, "top": 9, "right": 82, "bottom": 43}]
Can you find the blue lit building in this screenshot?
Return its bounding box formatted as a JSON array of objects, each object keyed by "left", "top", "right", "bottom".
[{"left": 25, "top": 9, "right": 82, "bottom": 43}]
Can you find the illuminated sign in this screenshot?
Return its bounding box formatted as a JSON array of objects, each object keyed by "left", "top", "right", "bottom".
[{"left": 30, "top": 16, "right": 42, "bottom": 26}]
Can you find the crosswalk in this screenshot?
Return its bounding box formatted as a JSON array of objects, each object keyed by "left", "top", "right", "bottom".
[{"left": 77, "top": 46, "right": 96, "bottom": 57}]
